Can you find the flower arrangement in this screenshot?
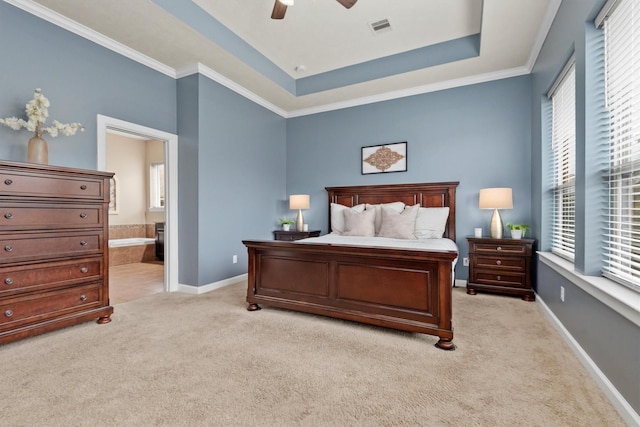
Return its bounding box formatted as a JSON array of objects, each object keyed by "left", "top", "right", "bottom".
[{"left": 0, "top": 88, "right": 83, "bottom": 138}]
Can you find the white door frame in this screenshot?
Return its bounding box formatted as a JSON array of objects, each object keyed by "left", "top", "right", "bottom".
[{"left": 96, "top": 114, "right": 179, "bottom": 292}]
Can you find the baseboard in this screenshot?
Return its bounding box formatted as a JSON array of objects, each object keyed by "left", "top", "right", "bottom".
[
  {"left": 454, "top": 279, "right": 467, "bottom": 288},
  {"left": 177, "top": 274, "right": 247, "bottom": 295},
  {"left": 536, "top": 294, "right": 640, "bottom": 427}
]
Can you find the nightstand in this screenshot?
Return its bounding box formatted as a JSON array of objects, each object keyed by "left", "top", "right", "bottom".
[
  {"left": 466, "top": 237, "right": 536, "bottom": 301},
  {"left": 273, "top": 230, "right": 321, "bottom": 241}
]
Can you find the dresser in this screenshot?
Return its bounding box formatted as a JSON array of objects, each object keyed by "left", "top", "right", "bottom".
[
  {"left": 466, "top": 237, "right": 535, "bottom": 301},
  {"left": 273, "top": 230, "right": 321, "bottom": 241},
  {"left": 0, "top": 161, "right": 114, "bottom": 345}
]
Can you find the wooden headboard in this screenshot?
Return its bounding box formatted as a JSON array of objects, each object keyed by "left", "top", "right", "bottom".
[{"left": 325, "top": 182, "right": 459, "bottom": 240}]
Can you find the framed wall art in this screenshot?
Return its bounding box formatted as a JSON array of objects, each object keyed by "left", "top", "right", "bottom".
[{"left": 361, "top": 142, "right": 407, "bottom": 175}]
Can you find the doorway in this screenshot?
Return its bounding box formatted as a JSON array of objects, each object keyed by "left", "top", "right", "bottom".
[{"left": 97, "top": 115, "right": 178, "bottom": 293}]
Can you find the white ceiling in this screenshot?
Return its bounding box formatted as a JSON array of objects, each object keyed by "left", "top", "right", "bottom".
[{"left": 20, "top": 0, "right": 560, "bottom": 117}]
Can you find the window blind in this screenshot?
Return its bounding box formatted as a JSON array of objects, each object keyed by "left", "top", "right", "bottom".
[
  {"left": 602, "top": 0, "right": 640, "bottom": 291},
  {"left": 550, "top": 62, "right": 576, "bottom": 260}
]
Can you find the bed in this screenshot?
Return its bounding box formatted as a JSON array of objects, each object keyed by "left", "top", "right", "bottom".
[{"left": 243, "top": 182, "right": 459, "bottom": 350}]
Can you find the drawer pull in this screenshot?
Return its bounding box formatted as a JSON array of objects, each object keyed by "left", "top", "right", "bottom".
[
  {"left": 79, "top": 213, "right": 87, "bottom": 219},
  {"left": 4, "top": 213, "right": 12, "bottom": 219},
  {"left": 80, "top": 185, "right": 87, "bottom": 190},
  {"left": 80, "top": 241, "right": 88, "bottom": 246},
  {"left": 4, "top": 245, "right": 12, "bottom": 252},
  {"left": 497, "top": 275, "right": 502, "bottom": 281},
  {"left": 496, "top": 246, "right": 502, "bottom": 251},
  {"left": 4, "top": 179, "right": 12, "bottom": 186},
  {"left": 4, "top": 309, "right": 13, "bottom": 318},
  {"left": 80, "top": 267, "right": 88, "bottom": 274},
  {"left": 496, "top": 260, "right": 502, "bottom": 265},
  {"left": 4, "top": 278, "right": 13, "bottom": 285},
  {"left": 80, "top": 295, "right": 87, "bottom": 302}
]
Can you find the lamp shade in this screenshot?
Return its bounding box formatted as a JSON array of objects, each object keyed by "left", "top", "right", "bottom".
[
  {"left": 479, "top": 188, "right": 513, "bottom": 209},
  {"left": 289, "top": 194, "right": 310, "bottom": 210}
]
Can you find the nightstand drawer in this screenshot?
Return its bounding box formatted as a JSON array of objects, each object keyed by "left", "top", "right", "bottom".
[
  {"left": 473, "top": 271, "right": 526, "bottom": 288},
  {"left": 475, "top": 255, "right": 525, "bottom": 271},
  {"left": 469, "top": 241, "right": 529, "bottom": 255}
]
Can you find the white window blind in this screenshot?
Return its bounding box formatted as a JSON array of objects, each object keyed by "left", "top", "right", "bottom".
[
  {"left": 550, "top": 62, "right": 576, "bottom": 260},
  {"left": 602, "top": 0, "right": 640, "bottom": 291}
]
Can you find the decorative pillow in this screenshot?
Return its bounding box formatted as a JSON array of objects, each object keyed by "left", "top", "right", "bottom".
[
  {"left": 415, "top": 207, "right": 450, "bottom": 239},
  {"left": 378, "top": 204, "right": 420, "bottom": 239},
  {"left": 365, "top": 202, "right": 405, "bottom": 235},
  {"left": 343, "top": 208, "right": 376, "bottom": 237},
  {"left": 330, "top": 203, "right": 365, "bottom": 234}
]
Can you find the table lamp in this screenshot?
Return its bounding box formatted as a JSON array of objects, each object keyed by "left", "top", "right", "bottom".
[
  {"left": 479, "top": 188, "right": 513, "bottom": 239},
  {"left": 289, "top": 194, "right": 310, "bottom": 232}
]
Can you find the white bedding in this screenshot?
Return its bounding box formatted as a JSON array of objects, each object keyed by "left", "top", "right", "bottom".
[{"left": 296, "top": 233, "right": 459, "bottom": 284}]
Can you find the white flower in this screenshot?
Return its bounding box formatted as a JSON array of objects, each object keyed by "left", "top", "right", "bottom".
[{"left": 0, "top": 89, "right": 83, "bottom": 138}]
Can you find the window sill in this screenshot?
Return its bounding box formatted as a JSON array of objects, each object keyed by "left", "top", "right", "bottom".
[{"left": 538, "top": 252, "right": 640, "bottom": 327}]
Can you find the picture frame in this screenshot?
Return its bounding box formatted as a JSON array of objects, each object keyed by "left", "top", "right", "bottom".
[
  {"left": 109, "top": 175, "right": 119, "bottom": 214},
  {"left": 361, "top": 142, "right": 407, "bottom": 175}
]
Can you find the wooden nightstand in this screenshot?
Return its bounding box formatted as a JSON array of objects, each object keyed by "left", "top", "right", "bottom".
[
  {"left": 273, "top": 230, "right": 321, "bottom": 241},
  {"left": 466, "top": 237, "right": 536, "bottom": 301}
]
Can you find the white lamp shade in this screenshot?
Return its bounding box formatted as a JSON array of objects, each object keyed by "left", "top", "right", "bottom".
[
  {"left": 289, "top": 194, "right": 310, "bottom": 210},
  {"left": 479, "top": 188, "right": 513, "bottom": 209},
  {"left": 279, "top": 0, "right": 294, "bottom": 5}
]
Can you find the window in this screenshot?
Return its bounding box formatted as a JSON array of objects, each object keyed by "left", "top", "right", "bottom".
[
  {"left": 549, "top": 59, "right": 576, "bottom": 261},
  {"left": 599, "top": 0, "right": 640, "bottom": 291},
  {"left": 150, "top": 162, "right": 165, "bottom": 210}
]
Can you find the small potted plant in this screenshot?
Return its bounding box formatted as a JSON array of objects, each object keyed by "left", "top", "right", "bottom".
[
  {"left": 279, "top": 218, "right": 295, "bottom": 231},
  {"left": 506, "top": 223, "right": 529, "bottom": 240}
]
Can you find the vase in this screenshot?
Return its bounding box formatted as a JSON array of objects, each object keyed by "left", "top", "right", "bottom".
[
  {"left": 511, "top": 229, "right": 522, "bottom": 240},
  {"left": 27, "top": 136, "right": 48, "bottom": 164}
]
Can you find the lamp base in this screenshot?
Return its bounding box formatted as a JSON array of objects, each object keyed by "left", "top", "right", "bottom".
[
  {"left": 296, "top": 209, "right": 304, "bottom": 232},
  {"left": 489, "top": 208, "right": 504, "bottom": 239}
]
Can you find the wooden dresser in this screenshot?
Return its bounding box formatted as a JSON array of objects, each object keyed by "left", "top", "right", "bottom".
[
  {"left": 466, "top": 237, "right": 535, "bottom": 301},
  {"left": 0, "top": 161, "right": 114, "bottom": 345}
]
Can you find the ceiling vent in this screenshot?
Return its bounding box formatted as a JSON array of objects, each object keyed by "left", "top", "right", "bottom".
[{"left": 369, "top": 18, "right": 391, "bottom": 35}]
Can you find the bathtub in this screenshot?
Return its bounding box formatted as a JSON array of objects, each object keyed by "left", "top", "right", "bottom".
[{"left": 108, "top": 237, "right": 156, "bottom": 248}]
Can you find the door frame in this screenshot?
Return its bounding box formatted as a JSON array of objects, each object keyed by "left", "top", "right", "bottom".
[{"left": 96, "top": 114, "right": 179, "bottom": 292}]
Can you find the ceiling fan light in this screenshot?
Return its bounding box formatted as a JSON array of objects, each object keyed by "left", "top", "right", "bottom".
[{"left": 279, "top": 0, "right": 294, "bottom": 6}]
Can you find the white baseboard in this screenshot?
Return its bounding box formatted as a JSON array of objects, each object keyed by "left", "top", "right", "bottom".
[
  {"left": 454, "top": 279, "right": 467, "bottom": 288},
  {"left": 177, "top": 273, "right": 247, "bottom": 295},
  {"left": 536, "top": 294, "right": 640, "bottom": 427}
]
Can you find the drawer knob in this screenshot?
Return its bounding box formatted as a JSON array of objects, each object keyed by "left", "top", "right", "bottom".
[
  {"left": 80, "top": 295, "right": 87, "bottom": 302},
  {"left": 496, "top": 260, "right": 502, "bottom": 265},
  {"left": 80, "top": 240, "right": 88, "bottom": 246},
  {"left": 4, "top": 309, "right": 13, "bottom": 318},
  {"left": 4, "top": 213, "right": 12, "bottom": 219},
  {"left": 497, "top": 246, "right": 502, "bottom": 251},
  {"left": 80, "top": 267, "right": 88, "bottom": 274},
  {"left": 79, "top": 213, "right": 87, "bottom": 219},
  {"left": 4, "top": 179, "right": 12, "bottom": 186},
  {"left": 497, "top": 275, "right": 502, "bottom": 281},
  {"left": 4, "top": 278, "right": 13, "bottom": 285},
  {"left": 4, "top": 245, "right": 12, "bottom": 252},
  {"left": 80, "top": 185, "right": 87, "bottom": 190}
]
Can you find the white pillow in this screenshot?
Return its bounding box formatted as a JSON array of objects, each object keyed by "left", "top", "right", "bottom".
[
  {"left": 378, "top": 204, "right": 420, "bottom": 240},
  {"left": 365, "top": 202, "right": 405, "bottom": 235},
  {"left": 330, "top": 203, "right": 365, "bottom": 234},
  {"left": 343, "top": 208, "right": 376, "bottom": 237},
  {"left": 415, "top": 207, "right": 450, "bottom": 239}
]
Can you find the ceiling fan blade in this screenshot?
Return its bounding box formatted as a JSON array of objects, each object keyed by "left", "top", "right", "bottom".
[
  {"left": 271, "top": 1, "right": 287, "bottom": 19},
  {"left": 336, "top": 0, "right": 357, "bottom": 9}
]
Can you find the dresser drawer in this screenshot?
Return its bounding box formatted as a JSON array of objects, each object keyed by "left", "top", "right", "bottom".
[
  {"left": 0, "top": 171, "right": 104, "bottom": 200},
  {"left": 0, "top": 203, "right": 103, "bottom": 231},
  {"left": 469, "top": 241, "right": 529, "bottom": 256},
  {"left": 0, "top": 257, "right": 103, "bottom": 296},
  {"left": 474, "top": 255, "right": 525, "bottom": 271},
  {"left": 0, "top": 283, "right": 102, "bottom": 330},
  {"left": 0, "top": 232, "right": 103, "bottom": 264},
  {"left": 472, "top": 271, "right": 527, "bottom": 288}
]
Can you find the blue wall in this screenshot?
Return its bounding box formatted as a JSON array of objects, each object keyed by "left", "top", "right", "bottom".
[{"left": 286, "top": 76, "right": 532, "bottom": 280}]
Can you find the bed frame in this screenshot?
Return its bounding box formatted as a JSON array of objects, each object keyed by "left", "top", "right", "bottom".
[{"left": 243, "top": 182, "right": 459, "bottom": 350}]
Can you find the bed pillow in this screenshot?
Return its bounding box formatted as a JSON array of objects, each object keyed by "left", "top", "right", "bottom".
[
  {"left": 415, "top": 207, "right": 450, "bottom": 239},
  {"left": 342, "top": 208, "right": 376, "bottom": 237},
  {"left": 365, "top": 202, "right": 405, "bottom": 235},
  {"left": 330, "top": 203, "right": 365, "bottom": 234},
  {"left": 377, "top": 204, "right": 420, "bottom": 239}
]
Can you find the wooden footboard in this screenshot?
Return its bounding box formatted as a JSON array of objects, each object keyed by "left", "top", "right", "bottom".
[{"left": 243, "top": 240, "right": 458, "bottom": 350}]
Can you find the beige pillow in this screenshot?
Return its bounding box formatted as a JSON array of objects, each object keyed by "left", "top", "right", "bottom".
[
  {"left": 343, "top": 208, "right": 376, "bottom": 237},
  {"left": 330, "top": 203, "right": 365, "bottom": 234},
  {"left": 365, "top": 202, "right": 405, "bottom": 235},
  {"left": 415, "top": 207, "right": 450, "bottom": 239},
  {"left": 378, "top": 204, "right": 420, "bottom": 239}
]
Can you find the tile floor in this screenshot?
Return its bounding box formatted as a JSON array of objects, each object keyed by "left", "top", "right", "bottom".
[{"left": 109, "top": 262, "right": 164, "bottom": 304}]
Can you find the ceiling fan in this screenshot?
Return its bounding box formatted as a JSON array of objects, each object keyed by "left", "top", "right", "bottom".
[{"left": 271, "top": 0, "right": 358, "bottom": 20}]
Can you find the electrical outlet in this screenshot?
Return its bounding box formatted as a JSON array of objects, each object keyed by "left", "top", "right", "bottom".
[
  {"left": 463, "top": 257, "right": 469, "bottom": 266},
  {"left": 560, "top": 286, "right": 565, "bottom": 302},
  {"left": 232, "top": 255, "right": 238, "bottom": 264}
]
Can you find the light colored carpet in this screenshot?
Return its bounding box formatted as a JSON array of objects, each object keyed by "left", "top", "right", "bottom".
[{"left": 0, "top": 282, "right": 624, "bottom": 426}]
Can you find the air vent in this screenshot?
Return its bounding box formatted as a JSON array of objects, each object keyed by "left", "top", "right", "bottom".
[{"left": 369, "top": 18, "right": 391, "bottom": 35}]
